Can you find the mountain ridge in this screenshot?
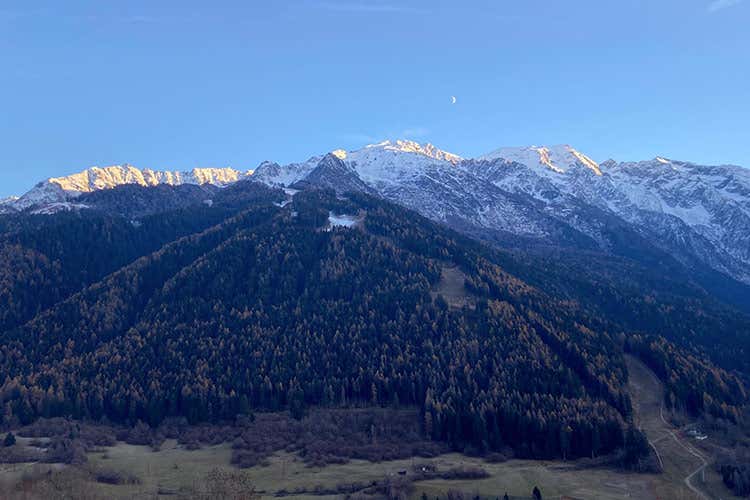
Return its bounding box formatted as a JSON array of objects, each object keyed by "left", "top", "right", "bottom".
[
  {"left": 2, "top": 187, "right": 745, "bottom": 464},
  {"left": 11, "top": 164, "right": 254, "bottom": 210},
  {"left": 5, "top": 140, "right": 750, "bottom": 288}
]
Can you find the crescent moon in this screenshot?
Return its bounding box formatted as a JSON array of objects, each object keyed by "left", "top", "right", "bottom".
[{"left": 451, "top": 96, "right": 457, "bottom": 104}]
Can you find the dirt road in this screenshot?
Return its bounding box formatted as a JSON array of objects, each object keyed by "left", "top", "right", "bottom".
[{"left": 626, "top": 355, "right": 715, "bottom": 500}]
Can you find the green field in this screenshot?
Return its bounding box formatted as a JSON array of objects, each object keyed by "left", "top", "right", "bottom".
[
  {"left": 1, "top": 438, "right": 674, "bottom": 499},
  {"left": 0, "top": 357, "right": 741, "bottom": 499}
]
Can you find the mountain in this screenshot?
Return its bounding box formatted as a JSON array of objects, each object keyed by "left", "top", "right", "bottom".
[
  {"left": 5, "top": 140, "right": 750, "bottom": 299},
  {"left": 251, "top": 140, "right": 462, "bottom": 190},
  {"left": 463, "top": 148, "right": 750, "bottom": 284},
  {"left": 1, "top": 187, "right": 745, "bottom": 465},
  {"left": 75, "top": 184, "right": 219, "bottom": 219},
  {"left": 248, "top": 141, "right": 750, "bottom": 294},
  {"left": 11, "top": 164, "right": 253, "bottom": 211},
  {"left": 292, "top": 152, "right": 376, "bottom": 194}
]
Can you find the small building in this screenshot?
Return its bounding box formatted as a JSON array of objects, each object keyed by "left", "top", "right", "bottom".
[{"left": 686, "top": 429, "right": 708, "bottom": 440}]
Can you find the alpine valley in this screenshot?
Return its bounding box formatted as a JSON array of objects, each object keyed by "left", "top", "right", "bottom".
[{"left": 2, "top": 140, "right": 750, "bottom": 498}]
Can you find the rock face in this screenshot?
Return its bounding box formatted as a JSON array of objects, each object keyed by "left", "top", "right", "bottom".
[{"left": 6, "top": 140, "right": 750, "bottom": 287}]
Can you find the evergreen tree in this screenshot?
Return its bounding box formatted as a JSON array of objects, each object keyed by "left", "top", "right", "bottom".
[{"left": 3, "top": 432, "right": 16, "bottom": 447}]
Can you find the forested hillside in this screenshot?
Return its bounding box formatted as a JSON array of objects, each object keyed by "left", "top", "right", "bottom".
[
  {"left": 0, "top": 182, "right": 283, "bottom": 333},
  {"left": 0, "top": 184, "right": 746, "bottom": 465}
]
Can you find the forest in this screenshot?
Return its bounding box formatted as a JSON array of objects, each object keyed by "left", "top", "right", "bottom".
[{"left": 0, "top": 183, "right": 747, "bottom": 467}]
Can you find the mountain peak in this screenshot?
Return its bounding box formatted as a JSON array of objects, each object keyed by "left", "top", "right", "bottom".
[
  {"left": 319, "top": 152, "right": 348, "bottom": 165},
  {"left": 294, "top": 151, "right": 375, "bottom": 194},
  {"left": 363, "top": 140, "right": 462, "bottom": 164},
  {"left": 479, "top": 145, "right": 602, "bottom": 176}
]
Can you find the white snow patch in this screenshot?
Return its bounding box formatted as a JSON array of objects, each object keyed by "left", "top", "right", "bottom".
[
  {"left": 327, "top": 212, "right": 359, "bottom": 230},
  {"left": 30, "top": 202, "right": 89, "bottom": 215}
]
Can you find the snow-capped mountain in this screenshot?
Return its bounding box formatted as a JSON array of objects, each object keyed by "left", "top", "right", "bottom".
[
  {"left": 12, "top": 165, "right": 252, "bottom": 210},
  {"left": 252, "top": 140, "right": 462, "bottom": 190},
  {"left": 600, "top": 159, "right": 750, "bottom": 282},
  {"left": 5, "top": 141, "right": 750, "bottom": 288},
  {"left": 0, "top": 196, "right": 19, "bottom": 214},
  {"left": 461, "top": 149, "right": 750, "bottom": 284}
]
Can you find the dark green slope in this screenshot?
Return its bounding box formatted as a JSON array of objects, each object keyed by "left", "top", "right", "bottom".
[
  {"left": 0, "top": 188, "right": 745, "bottom": 463},
  {"left": 0, "top": 182, "right": 283, "bottom": 333}
]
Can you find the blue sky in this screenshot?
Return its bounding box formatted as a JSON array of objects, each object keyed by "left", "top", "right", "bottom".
[{"left": 1, "top": 0, "right": 748, "bottom": 197}]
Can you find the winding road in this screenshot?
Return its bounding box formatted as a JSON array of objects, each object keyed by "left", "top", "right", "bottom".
[
  {"left": 626, "top": 355, "right": 714, "bottom": 500},
  {"left": 659, "top": 403, "right": 709, "bottom": 499}
]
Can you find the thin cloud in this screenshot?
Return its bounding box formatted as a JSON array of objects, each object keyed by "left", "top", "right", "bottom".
[
  {"left": 315, "top": 2, "right": 423, "bottom": 13},
  {"left": 0, "top": 8, "right": 52, "bottom": 21},
  {"left": 125, "top": 15, "right": 160, "bottom": 24},
  {"left": 400, "top": 127, "right": 430, "bottom": 139},
  {"left": 707, "top": 0, "right": 743, "bottom": 12},
  {"left": 0, "top": 8, "right": 185, "bottom": 25}
]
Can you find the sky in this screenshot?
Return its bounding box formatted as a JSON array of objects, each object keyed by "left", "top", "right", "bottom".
[{"left": 0, "top": 0, "right": 748, "bottom": 197}]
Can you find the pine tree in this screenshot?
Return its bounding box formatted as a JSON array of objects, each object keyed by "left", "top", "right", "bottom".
[
  {"left": 3, "top": 432, "right": 16, "bottom": 447},
  {"left": 532, "top": 486, "right": 542, "bottom": 500}
]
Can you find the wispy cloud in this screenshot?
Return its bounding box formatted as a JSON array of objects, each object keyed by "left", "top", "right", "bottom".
[
  {"left": 0, "top": 8, "right": 52, "bottom": 22},
  {"left": 0, "top": 7, "right": 187, "bottom": 25},
  {"left": 399, "top": 127, "right": 430, "bottom": 139},
  {"left": 315, "top": 2, "right": 423, "bottom": 13},
  {"left": 707, "top": 0, "right": 743, "bottom": 12},
  {"left": 125, "top": 15, "right": 160, "bottom": 24}
]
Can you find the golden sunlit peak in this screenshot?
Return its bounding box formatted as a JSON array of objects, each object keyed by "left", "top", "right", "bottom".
[{"left": 331, "top": 149, "right": 348, "bottom": 160}]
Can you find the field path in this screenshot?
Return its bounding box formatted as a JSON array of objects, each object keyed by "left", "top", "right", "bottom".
[{"left": 625, "top": 355, "right": 713, "bottom": 500}]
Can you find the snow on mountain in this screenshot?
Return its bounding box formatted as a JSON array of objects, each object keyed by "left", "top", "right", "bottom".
[
  {"left": 601, "top": 159, "right": 750, "bottom": 280},
  {"left": 6, "top": 141, "right": 750, "bottom": 286},
  {"left": 479, "top": 145, "right": 602, "bottom": 176},
  {"left": 341, "top": 140, "right": 462, "bottom": 188},
  {"left": 12, "top": 165, "right": 253, "bottom": 210},
  {"left": 30, "top": 202, "right": 91, "bottom": 215},
  {"left": 251, "top": 160, "right": 320, "bottom": 188},
  {"left": 463, "top": 149, "right": 750, "bottom": 283},
  {"left": 253, "top": 140, "right": 462, "bottom": 190},
  {"left": 0, "top": 196, "right": 19, "bottom": 214}
]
